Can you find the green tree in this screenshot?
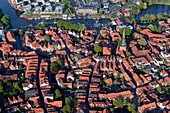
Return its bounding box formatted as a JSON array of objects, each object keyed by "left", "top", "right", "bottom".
[
  {"left": 139, "top": 2, "right": 144, "bottom": 9},
  {"left": 55, "top": 89, "right": 62, "bottom": 99},
  {"left": 32, "top": 37, "right": 36, "bottom": 41},
  {"left": 150, "top": 14, "right": 156, "bottom": 21},
  {"left": 163, "top": 12, "right": 168, "bottom": 17},
  {"left": 78, "top": 24, "right": 86, "bottom": 31},
  {"left": 1, "top": 14, "right": 12, "bottom": 29},
  {"left": 148, "top": 0, "right": 153, "bottom": 5},
  {"left": 143, "top": 2, "right": 147, "bottom": 9},
  {"left": 65, "top": 97, "right": 72, "bottom": 105},
  {"left": 144, "top": 14, "right": 150, "bottom": 21},
  {"left": 18, "top": 65, "right": 23, "bottom": 70},
  {"left": 154, "top": 25, "right": 158, "bottom": 32},
  {"left": 117, "top": 72, "right": 120, "bottom": 79},
  {"left": 138, "top": 98, "right": 141, "bottom": 104},
  {"left": 156, "top": 13, "right": 163, "bottom": 20},
  {"left": 72, "top": 98, "right": 78, "bottom": 107},
  {"left": 27, "top": 28, "right": 30, "bottom": 31},
  {"left": 99, "top": 3, "right": 102, "bottom": 8},
  {"left": 157, "top": 27, "right": 162, "bottom": 33},
  {"left": 13, "top": 82, "right": 22, "bottom": 91},
  {"left": 50, "top": 60, "right": 63, "bottom": 71},
  {"left": 110, "top": 108, "right": 114, "bottom": 112},
  {"left": 41, "top": 23, "right": 46, "bottom": 29},
  {"left": 138, "top": 38, "right": 147, "bottom": 46},
  {"left": 19, "top": 29, "right": 24, "bottom": 36},
  {"left": 62, "top": 105, "right": 71, "bottom": 113},
  {"left": 94, "top": 44, "right": 102, "bottom": 53},
  {"left": 140, "top": 16, "right": 145, "bottom": 22},
  {"left": 20, "top": 76, "right": 25, "bottom": 81},
  {"left": 103, "top": 35, "right": 107, "bottom": 39},
  {"left": 57, "top": 20, "right": 86, "bottom": 32},
  {"left": 7, "top": 82, "right": 12, "bottom": 86},
  {"left": 56, "top": 59, "right": 62, "bottom": 68},
  {"left": 127, "top": 104, "right": 136, "bottom": 113},
  {"left": 36, "top": 24, "right": 41, "bottom": 29},
  {"left": 147, "top": 24, "right": 154, "bottom": 31},
  {"left": 126, "top": 52, "right": 131, "bottom": 57},
  {"left": 120, "top": 28, "right": 132, "bottom": 36},
  {"left": 113, "top": 99, "right": 125, "bottom": 108},
  {"left": 0, "top": 85, "right": 3, "bottom": 93},
  {"left": 157, "top": 67, "right": 161, "bottom": 72},
  {"left": 157, "top": 86, "right": 162, "bottom": 93},
  {"left": 121, "top": 77, "right": 125, "bottom": 83},
  {"left": 45, "top": 36, "right": 51, "bottom": 42}
]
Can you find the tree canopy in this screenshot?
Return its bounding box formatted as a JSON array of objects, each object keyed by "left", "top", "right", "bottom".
[
  {"left": 55, "top": 89, "right": 62, "bottom": 99},
  {"left": 41, "top": 23, "right": 46, "bottom": 29},
  {"left": 126, "top": 52, "right": 131, "bottom": 57},
  {"left": 127, "top": 103, "right": 136, "bottom": 113},
  {"left": 62, "top": 97, "right": 77, "bottom": 113},
  {"left": 45, "top": 36, "right": 51, "bottom": 42},
  {"left": 148, "top": 0, "right": 153, "bottom": 5},
  {"left": 143, "top": 2, "right": 147, "bottom": 9},
  {"left": 144, "top": 14, "right": 150, "bottom": 21},
  {"left": 94, "top": 44, "right": 102, "bottom": 53},
  {"left": 157, "top": 86, "right": 162, "bottom": 93},
  {"left": 156, "top": 13, "right": 163, "bottom": 20},
  {"left": 19, "top": 29, "right": 24, "bottom": 36},
  {"left": 120, "top": 28, "right": 132, "bottom": 36},
  {"left": 57, "top": 20, "right": 86, "bottom": 32},
  {"left": 103, "top": 35, "right": 107, "bottom": 39},
  {"left": 50, "top": 60, "right": 63, "bottom": 71},
  {"left": 138, "top": 38, "right": 147, "bottom": 46},
  {"left": 113, "top": 98, "right": 125, "bottom": 108},
  {"left": 36, "top": 24, "right": 41, "bottom": 30},
  {"left": 150, "top": 14, "right": 156, "bottom": 21},
  {"left": 140, "top": 16, "right": 145, "bottom": 22},
  {"left": 147, "top": 24, "right": 154, "bottom": 31},
  {"left": 61, "top": 104, "right": 71, "bottom": 113},
  {"left": 1, "top": 14, "right": 12, "bottom": 29}
]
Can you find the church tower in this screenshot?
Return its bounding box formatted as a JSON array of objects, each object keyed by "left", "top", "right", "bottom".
[{"left": 119, "top": 28, "right": 127, "bottom": 52}]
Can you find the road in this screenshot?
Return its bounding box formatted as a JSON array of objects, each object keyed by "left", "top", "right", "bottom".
[{"left": 36, "top": 56, "right": 47, "bottom": 113}]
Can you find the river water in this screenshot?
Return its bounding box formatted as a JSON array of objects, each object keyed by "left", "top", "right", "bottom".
[
  {"left": 0, "top": 0, "right": 170, "bottom": 29},
  {"left": 0, "top": 0, "right": 112, "bottom": 30},
  {"left": 136, "top": 4, "right": 170, "bottom": 20}
]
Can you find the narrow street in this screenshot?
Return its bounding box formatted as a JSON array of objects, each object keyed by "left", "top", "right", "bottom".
[
  {"left": 35, "top": 56, "right": 47, "bottom": 113},
  {"left": 85, "top": 67, "right": 94, "bottom": 113},
  {"left": 133, "top": 87, "right": 138, "bottom": 112}
]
